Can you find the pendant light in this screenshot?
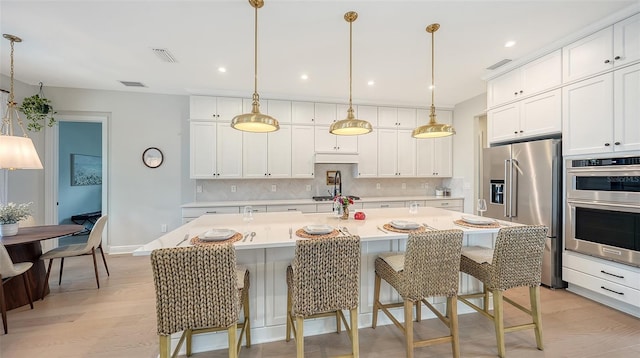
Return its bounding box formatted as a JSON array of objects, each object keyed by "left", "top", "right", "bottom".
[
  {"left": 412, "top": 23, "right": 455, "bottom": 138},
  {"left": 0, "top": 34, "right": 43, "bottom": 170},
  {"left": 329, "top": 11, "right": 372, "bottom": 136},
  {"left": 231, "top": 0, "right": 279, "bottom": 133}
]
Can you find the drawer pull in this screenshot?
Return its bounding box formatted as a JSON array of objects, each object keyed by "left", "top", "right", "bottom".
[
  {"left": 441, "top": 202, "right": 449, "bottom": 206},
  {"left": 206, "top": 211, "right": 217, "bottom": 214},
  {"left": 287, "top": 208, "right": 297, "bottom": 211},
  {"left": 600, "top": 286, "right": 624, "bottom": 295},
  {"left": 600, "top": 270, "right": 624, "bottom": 279},
  {"left": 380, "top": 204, "right": 390, "bottom": 208}
]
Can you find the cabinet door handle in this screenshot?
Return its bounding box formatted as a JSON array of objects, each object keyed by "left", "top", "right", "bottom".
[
  {"left": 287, "top": 208, "right": 297, "bottom": 211},
  {"left": 600, "top": 270, "right": 624, "bottom": 279},
  {"left": 519, "top": 130, "right": 523, "bottom": 133},
  {"left": 604, "top": 143, "right": 610, "bottom": 146},
  {"left": 519, "top": 90, "right": 523, "bottom": 94},
  {"left": 614, "top": 142, "right": 621, "bottom": 145},
  {"left": 614, "top": 56, "right": 621, "bottom": 60},
  {"left": 514, "top": 92, "right": 518, "bottom": 96},
  {"left": 206, "top": 211, "right": 217, "bottom": 214},
  {"left": 600, "top": 286, "right": 624, "bottom": 295},
  {"left": 380, "top": 204, "right": 390, "bottom": 208},
  {"left": 441, "top": 202, "right": 449, "bottom": 206},
  {"left": 514, "top": 131, "right": 518, "bottom": 134},
  {"left": 604, "top": 59, "right": 611, "bottom": 64}
]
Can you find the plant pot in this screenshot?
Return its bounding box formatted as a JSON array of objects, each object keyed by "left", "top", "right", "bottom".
[
  {"left": 341, "top": 206, "right": 349, "bottom": 220},
  {"left": 0, "top": 223, "right": 19, "bottom": 236}
]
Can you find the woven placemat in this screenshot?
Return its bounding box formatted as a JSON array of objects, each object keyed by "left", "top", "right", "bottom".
[
  {"left": 295, "top": 228, "right": 340, "bottom": 239},
  {"left": 190, "top": 232, "right": 243, "bottom": 246},
  {"left": 453, "top": 219, "right": 500, "bottom": 229},
  {"left": 382, "top": 223, "right": 427, "bottom": 233}
]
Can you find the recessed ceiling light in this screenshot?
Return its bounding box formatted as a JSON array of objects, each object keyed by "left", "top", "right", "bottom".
[
  {"left": 301, "top": 74, "right": 308, "bottom": 80},
  {"left": 504, "top": 41, "right": 516, "bottom": 48},
  {"left": 218, "top": 67, "right": 227, "bottom": 73},
  {"left": 367, "top": 80, "right": 375, "bottom": 86}
]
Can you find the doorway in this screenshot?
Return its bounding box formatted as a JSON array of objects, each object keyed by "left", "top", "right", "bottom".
[{"left": 44, "top": 112, "right": 109, "bottom": 251}]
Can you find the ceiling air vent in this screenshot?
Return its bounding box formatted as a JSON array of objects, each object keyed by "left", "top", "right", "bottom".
[
  {"left": 119, "top": 81, "right": 146, "bottom": 87},
  {"left": 152, "top": 48, "right": 177, "bottom": 63},
  {"left": 486, "top": 59, "right": 512, "bottom": 70}
]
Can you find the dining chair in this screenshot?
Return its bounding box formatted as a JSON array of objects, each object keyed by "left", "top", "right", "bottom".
[
  {"left": 285, "top": 235, "right": 361, "bottom": 358},
  {"left": 151, "top": 244, "right": 251, "bottom": 358},
  {"left": 458, "top": 225, "right": 548, "bottom": 358},
  {"left": 0, "top": 242, "right": 34, "bottom": 334},
  {"left": 40, "top": 215, "right": 108, "bottom": 298},
  {"left": 371, "top": 229, "right": 464, "bottom": 358}
]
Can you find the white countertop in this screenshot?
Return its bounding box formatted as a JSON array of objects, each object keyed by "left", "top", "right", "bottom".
[
  {"left": 134, "top": 206, "right": 510, "bottom": 256},
  {"left": 181, "top": 195, "right": 463, "bottom": 208}
]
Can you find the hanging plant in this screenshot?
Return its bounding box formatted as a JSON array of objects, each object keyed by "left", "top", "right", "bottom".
[{"left": 19, "top": 82, "right": 56, "bottom": 132}]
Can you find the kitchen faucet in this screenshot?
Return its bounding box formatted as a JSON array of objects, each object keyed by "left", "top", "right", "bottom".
[{"left": 334, "top": 170, "right": 342, "bottom": 197}]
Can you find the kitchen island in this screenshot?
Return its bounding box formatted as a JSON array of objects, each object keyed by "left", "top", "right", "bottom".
[{"left": 134, "top": 207, "right": 509, "bottom": 354}]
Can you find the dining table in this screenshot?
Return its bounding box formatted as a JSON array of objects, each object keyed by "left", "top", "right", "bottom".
[
  {"left": 1, "top": 224, "right": 84, "bottom": 310},
  {"left": 133, "top": 206, "right": 515, "bottom": 355}
]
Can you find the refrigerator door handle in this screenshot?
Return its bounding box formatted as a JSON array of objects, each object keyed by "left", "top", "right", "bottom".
[
  {"left": 511, "top": 159, "right": 520, "bottom": 217},
  {"left": 504, "top": 159, "right": 510, "bottom": 217}
]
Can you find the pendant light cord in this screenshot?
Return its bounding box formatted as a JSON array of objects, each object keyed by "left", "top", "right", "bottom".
[
  {"left": 430, "top": 29, "right": 435, "bottom": 109},
  {"left": 349, "top": 18, "right": 353, "bottom": 110},
  {"left": 252, "top": 5, "right": 259, "bottom": 105}
]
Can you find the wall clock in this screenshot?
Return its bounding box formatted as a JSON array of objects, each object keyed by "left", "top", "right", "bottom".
[{"left": 142, "top": 147, "right": 163, "bottom": 168}]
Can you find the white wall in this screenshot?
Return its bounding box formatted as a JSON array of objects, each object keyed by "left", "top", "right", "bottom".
[{"left": 449, "top": 93, "right": 486, "bottom": 214}]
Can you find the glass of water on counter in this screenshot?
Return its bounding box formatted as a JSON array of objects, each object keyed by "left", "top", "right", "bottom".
[
  {"left": 243, "top": 206, "right": 253, "bottom": 222},
  {"left": 477, "top": 199, "right": 487, "bottom": 216}
]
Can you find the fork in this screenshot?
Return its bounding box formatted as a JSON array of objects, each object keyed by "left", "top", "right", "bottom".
[
  {"left": 289, "top": 227, "right": 293, "bottom": 239},
  {"left": 342, "top": 226, "right": 351, "bottom": 235}
]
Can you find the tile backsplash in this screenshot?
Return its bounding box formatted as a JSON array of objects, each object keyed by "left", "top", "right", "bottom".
[{"left": 196, "top": 164, "right": 444, "bottom": 202}]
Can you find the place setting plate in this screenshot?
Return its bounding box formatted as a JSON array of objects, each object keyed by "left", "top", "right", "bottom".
[
  {"left": 295, "top": 224, "right": 339, "bottom": 239},
  {"left": 190, "top": 229, "right": 243, "bottom": 245},
  {"left": 383, "top": 220, "right": 425, "bottom": 233},
  {"left": 454, "top": 215, "right": 500, "bottom": 228}
]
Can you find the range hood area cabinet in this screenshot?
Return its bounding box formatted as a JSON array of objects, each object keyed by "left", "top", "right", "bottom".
[{"left": 189, "top": 95, "right": 454, "bottom": 180}]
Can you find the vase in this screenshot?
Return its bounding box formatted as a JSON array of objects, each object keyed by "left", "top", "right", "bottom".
[
  {"left": 341, "top": 206, "right": 349, "bottom": 220},
  {"left": 0, "top": 223, "right": 19, "bottom": 237}
]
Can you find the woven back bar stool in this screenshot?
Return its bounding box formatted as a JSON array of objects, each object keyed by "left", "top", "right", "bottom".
[
  {"left": 285, "top": 235, "right": 361, "bottom": 358},
  {"left": 458, "top": 225, "right": 547, "bottom": 358},
  {"left": 371, "top": 229, "right": 464, "bottom": 358},
  {"left": 150, "top": 244, "right": 250, "bottom": 358}
]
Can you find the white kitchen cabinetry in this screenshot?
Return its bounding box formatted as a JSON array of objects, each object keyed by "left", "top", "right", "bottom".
[
  {"left": 291, "top": 101, "right": 315, "bottom": 124},
  {"left": 355, "top": 129, "right": 378, "bottom": 177},
  {"left": 265, "top": 99, "right": 291, "bottom": 123},
  {"left": 291, "top": 125, "right": 315, "bottom": 178},
  {"left": 362, "top": 201, "right": 405, "bottom": 209},
  {"left": 487, "top": 50, "right": 562, "bottom": 108},
  {"left": 378, "top": 128, "right": 416, "bottom": 177},
  {"left": 563, "top": 63, "right": 640, "bottom": 155},
  {"left": 190, "top": 121, "right": 243, "bottom": 179},
  {"left": 356, "top": 105, "right": 379, "bottom": 127},
  {"left": 563, "top": 13, "right": 640, "bottom": 83},
  {"left": 266, "top": 204, "right": 316, "bottom": 213},
  {"left": 423, "top": 199, "right": 464, "bottom": 212},
  {"left": 563, "top": 251, "right": 640, "bottom": 317},
  {"left": 314, "top": 126, "right": 358, "bottom": 153},
  {"left": 313, "top": 103, "right": 337, "bottom": 125},
  {"left": 189, "top": 96, "right": 243, "bottom": 121},
  {"left": 487, "top": 89, "right": 561, "bottom": 144},
  {"left": 243, "top": 125, "right": 292, "bottom": 178},
  {"left": 378, "top": 107, "right": 416, "bottom": 129},
  {"left": 416, "top": 109, "right": 453, "bottom": 177}
]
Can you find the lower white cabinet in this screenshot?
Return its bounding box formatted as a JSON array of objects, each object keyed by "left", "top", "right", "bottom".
[
  {"left": 266, "top": 204, "right": 316, "bottom": 213},
  {"left": 423, "top": 199, "right": 464, "bottom": 212},
  {"left": 563, "top": 251, "right": 640, "bottom": 317}
]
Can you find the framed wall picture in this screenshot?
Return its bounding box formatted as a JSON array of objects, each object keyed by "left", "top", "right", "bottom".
[{"left": 71, "top": 154, "right": 102, "bottom": 186}]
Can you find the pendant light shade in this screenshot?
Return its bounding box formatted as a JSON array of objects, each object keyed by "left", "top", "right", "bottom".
[
  {"left": 231, "top": 0, "right": 279, "bottom": 133},
  {"left": 412, "top": 23, "right": 455, "bottom": 139},
  {"left": 329, "top": 11, "right": 372, "bottom": 136},
  {"left": 0, "top": 34, "right": 43, "bottom": 170}
]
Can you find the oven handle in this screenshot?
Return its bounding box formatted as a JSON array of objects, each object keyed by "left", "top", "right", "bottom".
[{"left": 567, "top": 199, "right": 640, "bottom": 212}]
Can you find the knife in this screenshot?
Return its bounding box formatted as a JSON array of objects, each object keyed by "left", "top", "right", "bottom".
[
  {"left": 176, "top": 233, "right": 189, "bottom": 246},
  {"left": 422, "top": 223, "right": 437, "bottom": 231}
]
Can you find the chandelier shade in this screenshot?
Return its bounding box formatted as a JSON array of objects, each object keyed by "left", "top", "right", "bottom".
[
  {"left": 231, "top": 0, "right": 279, "bottom": 133},
  {"left": 329, "top": 11, "right": 372, "bottom": 136},
  {"left": 1, "top": 34, "right": 43, "bottom": 170},
  {"left": 412, "top": 23, "right": 456, "bottom": 139}
]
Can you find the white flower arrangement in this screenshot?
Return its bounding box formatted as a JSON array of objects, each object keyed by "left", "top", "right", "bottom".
[{"left": 0, "top": 202, "right": 32, "bottom": 224}]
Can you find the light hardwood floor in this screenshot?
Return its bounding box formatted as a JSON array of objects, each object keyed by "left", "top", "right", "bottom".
[{"left": 1, "top": 254, "right": 639, "bottom": 358}]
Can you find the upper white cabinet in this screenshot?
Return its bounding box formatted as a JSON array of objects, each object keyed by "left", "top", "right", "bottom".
[
  {"left": 291, "top": 101, "right": 315, "bottom": 124},
  {"left": 563, "top": 63, "right": 640, "bottom": 155},
  {"left": 189, "top": 96, "right": 243, "bottom": 121},
  {"left": 266, "top": 100, "right": 292, "bottom": 124},
  {"left": 487, "top": 50, "right": 562, "bottom": 108},
  {"left": 190, "top": 121, "right": 243, "bottom": 178},
  {"left": 355, "top": 129, "right": 378, "bottom": 177},
  {"left": 313, "top": 103, "right": 337, "bottom": 125},
  {"left": 487, "top": 89, "right": 561, "bottom": 144},
  {"left": 314, "top": 126, "right": 358, "bottom": 153},
  {"left": 243, "top": 125, "right": 292, "bottom": 178},
  {"left": 356, "top": 105, "right": 379, "bottom": 127},
  {"left": 416, "top": 110, "right": 453, "bottom": 177},
  {"left": 291, "top": 125, "right": 315, "bottom": 178},
  {"left": 563, "top": 13, "right": 640, "bottom": 83},
  {"left": 378, "top": 128, "right": 416, "bottom": 177},
  {"left": 378, "top": 107, "right": 416, "bottom": 129}
]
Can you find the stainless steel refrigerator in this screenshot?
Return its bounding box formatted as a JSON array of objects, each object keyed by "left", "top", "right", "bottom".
[{"left": 482, "top": 138, "right": 565, "bottom": 288}]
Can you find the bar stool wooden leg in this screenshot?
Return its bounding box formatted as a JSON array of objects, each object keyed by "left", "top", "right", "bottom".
[
  {"left": 404, "top": 299, "right": 414, "bottom": 358},
  {"left": 227, "top": 323, "right": 237, "bottom": 358},
  {"left": 350, "top": 307, "right": 359, "bottom": 358},
  {"left": 296, "top": 316, "right": 304, "bottom": 358},
  {"left": 336, "top": 310, "right": 341, "bottom": 333},
  {"left": 448, "top": 296, "right": 460, "bottom": 358},
  {"left": 243, "top": 288, "right": 251, "bottom": 347},
  {"left": 286, "top": 289, "right": 292, "bottom": 341},
  {"left": 415, "top": 300, "right": 422, "bottom": 322},
  {"left": 159, "top": 335, "right": 171, "bottom": 358},
  {"left": 186, "top": 329, "right": 193, "bottom": 356},
  {"left": 372, "top": 273, "right": 381, "bottom": 328},
  {"left": 530, "top": 286, "right": 544, "bottom": 350},
  {"left": 492, "top": 290, "right": 506, "bottom": 358},
  {"left": 483, "top": 284, "right": 490, "bottom": 313}
]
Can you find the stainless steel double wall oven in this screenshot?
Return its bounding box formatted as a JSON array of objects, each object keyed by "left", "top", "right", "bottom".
[{"left": 565, "top": 156, "right": 640, "bottom": 267}]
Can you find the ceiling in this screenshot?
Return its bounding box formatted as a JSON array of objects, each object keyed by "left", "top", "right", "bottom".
[{"left": 1, "top": 0, "right": 637, "bottom": 109}]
